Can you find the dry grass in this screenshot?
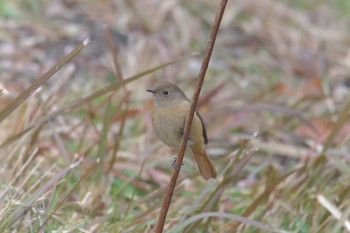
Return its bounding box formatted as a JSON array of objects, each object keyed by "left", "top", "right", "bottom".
[{"left": 1, "top": 0, "right": 350, "bottom": 232}]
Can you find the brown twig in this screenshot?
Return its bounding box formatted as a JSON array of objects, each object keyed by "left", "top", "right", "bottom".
[
  {"left": 154, "top": 0, "right": 228, "bottom": 232},
  {"left": 103, "top": 24, "right": 130, "bottom": 172},
  {"left": 103, "top": 24, "right": 124, "bottom": 81}
]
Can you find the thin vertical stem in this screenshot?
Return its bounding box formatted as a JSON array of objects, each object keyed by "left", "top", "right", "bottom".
[{"left": 154, "top": 0, "right": 228, "bottom": 232}]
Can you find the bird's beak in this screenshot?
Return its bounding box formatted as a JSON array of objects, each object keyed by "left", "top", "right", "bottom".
[{"left": 146, "top": 89, "right": 156, "bottom": 94}]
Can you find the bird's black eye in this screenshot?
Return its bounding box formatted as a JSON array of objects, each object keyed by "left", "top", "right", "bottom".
[{"left": 163, "top": 90, "right": 170, "bottom": 95}]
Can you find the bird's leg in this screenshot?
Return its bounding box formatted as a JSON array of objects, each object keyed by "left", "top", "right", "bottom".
[
  {"left": 172, "top": 157, "right": 184, "bottom": 170},
  {"left": 180, "top": 128, "right": 191, "bottom": 140}
]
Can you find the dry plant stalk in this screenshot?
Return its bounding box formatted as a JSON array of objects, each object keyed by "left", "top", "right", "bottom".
[
  {"left": 0, "top": 37, "right": 90, "bottom": 123},
  {"left": 154, "top": 0, "right": 228, "bottom": 232}
]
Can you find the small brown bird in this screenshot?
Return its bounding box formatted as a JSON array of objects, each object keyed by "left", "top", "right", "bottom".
[{"left": 147, "top": 81, "right": 217, "bottom": 180}]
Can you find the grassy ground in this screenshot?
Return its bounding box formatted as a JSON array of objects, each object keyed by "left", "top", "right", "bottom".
[{"left": 1, "top": 0, "right": 350, "bottom": 232}]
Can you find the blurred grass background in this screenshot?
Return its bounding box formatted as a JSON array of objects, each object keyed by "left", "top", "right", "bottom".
[{"left": 1, "top": 0, "right": 350, "bottom": 232}]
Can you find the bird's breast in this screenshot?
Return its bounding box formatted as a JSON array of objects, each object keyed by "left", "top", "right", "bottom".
[{"left": 152, "top": 102, "right": 190, "bottom": 147}]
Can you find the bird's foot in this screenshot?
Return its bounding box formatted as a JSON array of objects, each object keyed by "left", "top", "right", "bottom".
[
  {"left": 181, "top": 130, "right": 191, "bottom": 140},
  {"left": 172, "top": 157, "right": 184, "bottom": 170}
]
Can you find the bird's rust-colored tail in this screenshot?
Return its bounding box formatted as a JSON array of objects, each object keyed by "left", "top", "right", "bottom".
[{"left": 191, "top": 144, "right": 217, "bottom": 180}]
